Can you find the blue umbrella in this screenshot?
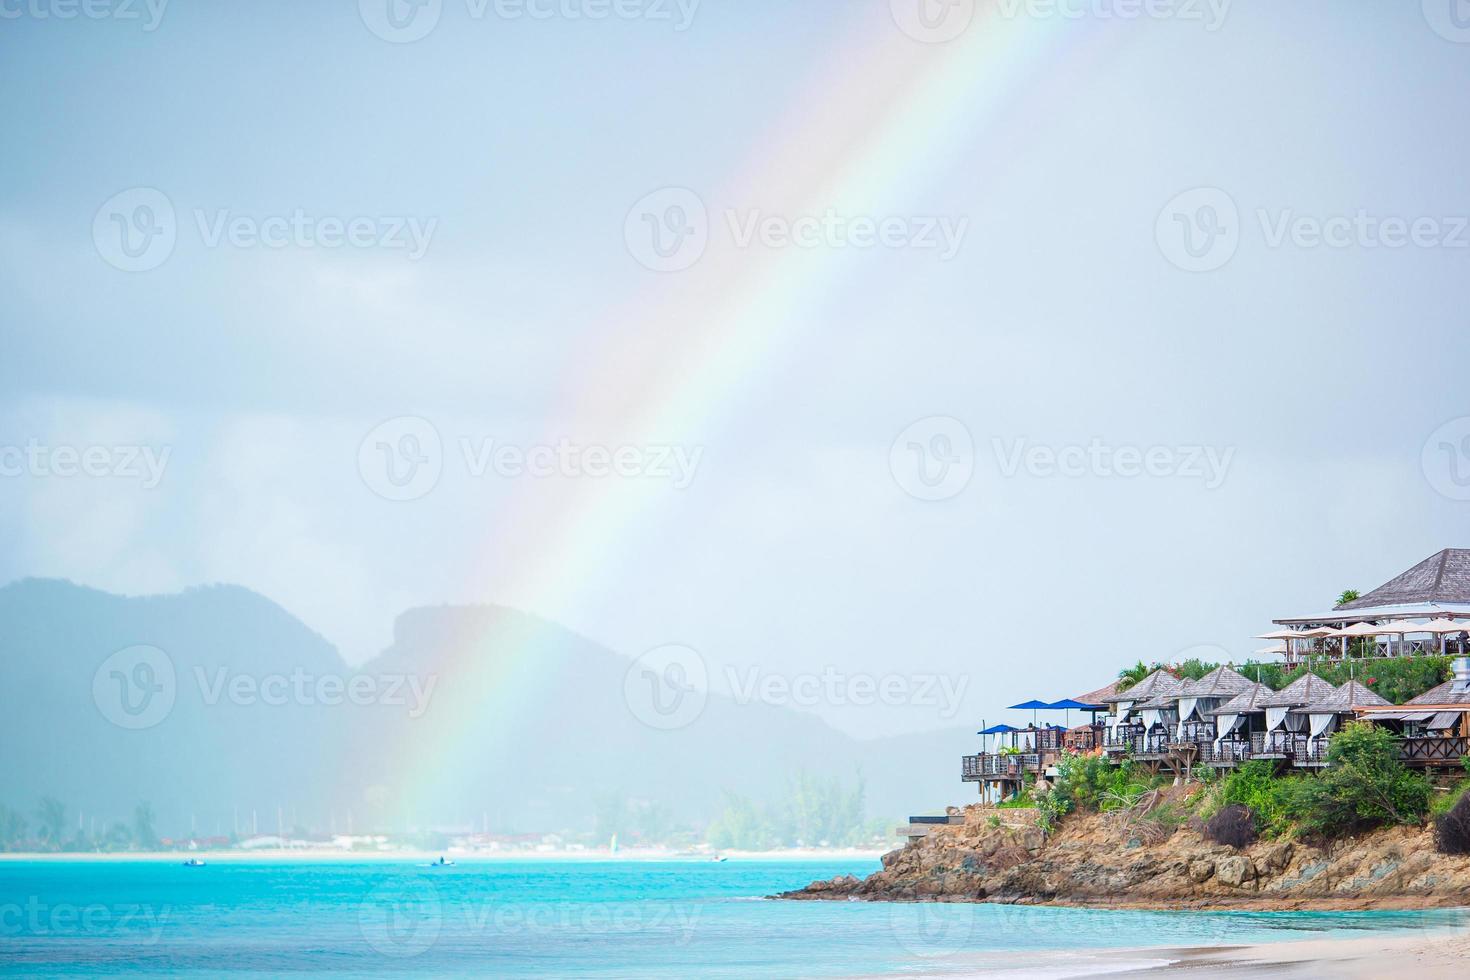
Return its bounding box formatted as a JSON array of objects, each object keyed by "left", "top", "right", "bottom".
[
  {"left": 1045, "top": 698, "right": 1105, "bottom": 711},
  {"left": 1008, "top": 699, "right": 1052, "bottom": 725}
]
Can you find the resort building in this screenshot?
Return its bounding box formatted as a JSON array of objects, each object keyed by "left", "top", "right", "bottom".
[
  {"left": 1355, "top": 658, "right": 1470, "bottom": 766},
  {"left": 1267, "top": 548, "right": 1470, "bottom": 663},
  {"left": 960, "top": 549, "right": 1470, "bottom": 796},
  {"left": 1204, "top": 681, "right": 1275, "bottom": 767}
]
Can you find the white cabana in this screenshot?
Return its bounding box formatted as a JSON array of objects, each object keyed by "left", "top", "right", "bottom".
[{"left": 1213, "top": 713, "right": 1242, "bottom": 744}]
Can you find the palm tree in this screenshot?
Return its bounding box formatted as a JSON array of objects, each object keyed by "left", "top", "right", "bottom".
[
  {"left": 1337, "top": 589, "right": 1361, "bottom": 606},
  {"left": 35, "top": 797, "right": 65, "bottom": 850},
  {"left": 133, "top": 802, "right": 158, "bottom": 850},
  {"left": 0, "top": 805, "right": 28, "bottom": 851},
  {"left": 1117, "top": 660, "right": 1154, "bottom": 690}
]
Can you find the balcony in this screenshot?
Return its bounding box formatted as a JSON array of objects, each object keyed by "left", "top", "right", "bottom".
[
  {"left": 1249, "top": 731, "right": 1329, "bottom": 766},
  {"left": 961, "top": 753, "right": 1040, "bottom": 781},
  {"left": 1104, "top": 727, "right": 1143, "bottom": 754},
  {"left": 1399, "top": 735, "right": 1470, "bottom": 766},
  {"left": 1201, "top": 738, "right": 1252, "bottom": 767}
]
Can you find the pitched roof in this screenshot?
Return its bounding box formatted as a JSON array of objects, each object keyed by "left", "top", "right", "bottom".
[
  {"left": 1317, "top": 680, "right": 1391, "bottom": 711},
  {"left": 1098, "top": 670, "right": 1183, "bottom": 704},
  {"left": 1337, "top": 549, "right": 1470, "bottom": 610},
  {"left": 1257, "top": 672, "right": 1338, "bottom": 710},
  {"left": 1178, "top": 666, "right": 1258, "bottom": 699},
  {"left": 1407, "top": 680, "right": 1470, "bottom": 706},
  {"left": 1209, "top": 682, "right": 1275, "bottom": 715},
  {"left": 1073, "top": 680, "right": 1123, "bottom": 704}
]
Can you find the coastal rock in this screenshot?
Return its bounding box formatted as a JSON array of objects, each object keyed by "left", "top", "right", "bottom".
[
  {"left": 774, "top": 798, "right": 1470, "bottom": 910},
  {"left": 1187, "top": 859, "right": 1214, "bottom": 883},
  {"left": 1216, "top": 856, "right": 1255, "bottom": 888}
]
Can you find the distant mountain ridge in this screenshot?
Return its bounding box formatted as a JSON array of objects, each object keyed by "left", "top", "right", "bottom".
[{"left": 0, "top": 579, "right": 973, "bottom": 839}]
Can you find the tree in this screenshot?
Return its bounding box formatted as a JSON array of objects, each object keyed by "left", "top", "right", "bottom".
[
  {"left": 1117, "top": 661, "right": 1154, "bottom": 689},
  {"left": 1292, "top": 722, "right": 1430, "bottom": 836},
  {"left": 0, "top": 805, "right": 28, "bottom": 851},
  {"left": 592, "top": 791, "right": 627, "bottom": 843},
  {"left": 133, "top": 802, "right": 158, "bottom": 850},
  {"left": 706, "top": 792, "right": 772, "bottom": 850},
  {"left": 35, "top": 797, "right": 65, "bottom": 850},
  {"left": 1337, "top": 589, "right": 1361, "bottom": 606}
]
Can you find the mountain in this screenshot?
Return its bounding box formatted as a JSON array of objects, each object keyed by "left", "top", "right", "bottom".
[{"left": 0, "top": 579, "right": 975, "bottom": 839}]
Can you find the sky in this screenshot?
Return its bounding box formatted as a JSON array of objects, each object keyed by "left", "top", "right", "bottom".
[{"left": 4, "top": 0, "right": 1470, "bottom": 739}]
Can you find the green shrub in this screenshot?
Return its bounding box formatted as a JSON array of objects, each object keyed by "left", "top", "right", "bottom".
[
  {"left": 1290, "top": 723, "right": 1431, "bottom": 837},
  {"left": 1219, "top": 761, "right": 1300, "bottom": 836}
]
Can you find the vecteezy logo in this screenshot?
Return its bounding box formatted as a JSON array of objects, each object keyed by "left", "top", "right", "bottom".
[
  {"left": 1423, "top": 0, "right": 1470, "bottom": 43},
  {"left": 890, "top": 0, "right": 976, "bottom": 43},
  {"left": 623, "top": 644, "right": 708, "bottom": 730},
  {"left": 359, "top": 0, "right": 442, "bottom": 42},
  {"left": 92, "top": 645, "right": 176, "bottom": 730},
  {"left": 624, "top": 188, "right": 708, "bottom": 272},
  {"left": 358, "top": 417, "right": 443, "bottom": 501},
  {"left": 359, "top": 879, "right": 442, "bottom": 957},
  {"left": 92, "top": 188, "right": 177, "bottom": 272},
  {"left": 1155, "top": 187, "right": 1239, "bottom": 273},
  {"left": 1422, "top": 416, "right": 1470, "bottom": 501},
  {"left": 889, "top": 416, "right": 974, "bottom": 501},
  {"left": 887, "top": 899, "right": 976, "bottom": 959}
]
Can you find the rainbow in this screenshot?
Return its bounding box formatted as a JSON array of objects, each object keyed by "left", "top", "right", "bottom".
[{"left": 376, "top": 7, "right": 1123, "bottom": 824}]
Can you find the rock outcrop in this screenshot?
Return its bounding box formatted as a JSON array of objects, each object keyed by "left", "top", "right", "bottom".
[{"left": 776, "top": 795, "right": 1470, "bottom": 910}]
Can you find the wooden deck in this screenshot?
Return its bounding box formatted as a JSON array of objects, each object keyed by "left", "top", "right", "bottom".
[{"left": 961, "top": 752, "right": 1040, "bottom": 782}]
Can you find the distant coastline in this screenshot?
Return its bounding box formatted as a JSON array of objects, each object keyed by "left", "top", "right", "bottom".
[{"left": 0, "top": 846, "right": 887, "bottom": 863}]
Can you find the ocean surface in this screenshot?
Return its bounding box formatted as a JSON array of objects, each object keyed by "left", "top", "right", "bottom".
[{"left": 2, "top": 858, "right": 1467, "bottom": 978}]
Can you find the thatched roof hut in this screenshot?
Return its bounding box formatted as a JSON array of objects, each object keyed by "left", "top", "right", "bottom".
[
  {"left": 1097, "top": 670, "right": 1182, "bottom": 705},
  {"left": 1256, "top": 672, "right": 1338, "bottom": 711}
]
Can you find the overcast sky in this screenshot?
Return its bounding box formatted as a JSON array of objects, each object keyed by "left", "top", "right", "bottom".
[{"left": 4, "top": 1, "right": 1470, "bottom": 738}]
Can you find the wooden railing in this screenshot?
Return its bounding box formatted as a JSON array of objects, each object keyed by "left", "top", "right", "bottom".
[
  {"left": 1136, "top": 733, "right": 1174, "bottom": 756},
  {"left": 1247, "top": 731, "right": 1329, "bottom": 764},
  {"left": 1104, "top": 727, "right": 1143, "bottom": 753},
  {"left": 1200, "top": 739, "right": 1251, "bottom": 765},
  {"left": 1399, "top": 736, "right": 1470, "bottom": 765},
  {"left": 962, "top": 753, "right": 1041, "bottom": 780}
]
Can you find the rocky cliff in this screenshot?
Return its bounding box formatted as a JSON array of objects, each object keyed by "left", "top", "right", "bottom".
[{"left": 776, "top": 793, "right": 1470, "bottom": 910}]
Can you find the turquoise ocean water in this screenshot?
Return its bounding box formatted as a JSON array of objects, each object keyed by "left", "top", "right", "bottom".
[{"left": 2, "top": 859, "right": 1466, "bottom": 978}]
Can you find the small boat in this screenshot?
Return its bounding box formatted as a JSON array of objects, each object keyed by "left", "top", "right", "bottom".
[
  {"left": 425, "top": 856, "right": 455, "bottom": 867},
  {"left": 183, "top": 858, "right": 206, "bottom": 867},
  {"left": 711, "top": 855, "right": 728, "bottom": 863}
]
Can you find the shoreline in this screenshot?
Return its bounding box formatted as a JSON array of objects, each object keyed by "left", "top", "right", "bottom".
[
  {"left": 809, "top": 891, "right": 1470, "bottom": 913},
  {"left": 1102, "top": 929, "right": 1470, "bottom": 977},
  {"left": 842, "top": 927, "right": 1470, "bottom": 979}
]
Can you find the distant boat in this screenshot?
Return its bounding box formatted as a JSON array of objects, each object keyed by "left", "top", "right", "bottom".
[
  {"left": 711, "top": 855, "right": 728, "bottom": 863},
  {"left": 183, "top": 858, "right": 206, "bottom": 867},
  {"left": 425, "top": 856, "right": 454, "bottom": 867}
]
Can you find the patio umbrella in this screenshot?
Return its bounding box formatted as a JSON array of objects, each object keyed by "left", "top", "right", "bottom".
[
  {"left": 1383, "top": 621, "right": 1426, "bottom": 657},
  {"left": 1418, "top": 618, "right": 1466, "bottom": 654},
  {"left": 1326, "top": 621, "right": 1384, "bottom": 658},
  {"left": 1256, "top": 627, "right": 1330, "bottom": 661},
  {"left": 1044, "top": 697, "right": 1106, "bottom": 726},
  {"left": 1007, "top": 699, "right": 1052, "bottom": 726}
]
